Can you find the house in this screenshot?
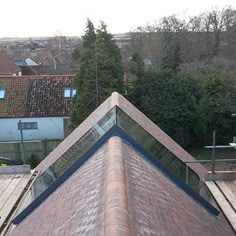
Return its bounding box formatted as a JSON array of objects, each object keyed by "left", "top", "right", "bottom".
[
  {"left": 14, "top": 58, "right": 38, "bottom": 67},
  {"left": 13, "top": 58, "right": 39, "bottom": 76},
  {"left": 2, "top": 92, "right": 235, "bottom": 235},
  {"left": 0, "top": 54, "right": 22, "bottom": 76},
  {"left": 13, "top": 53, "right": 57, "bottom": 75},
  {"left": 0, "top": 75, "right": 75, "bottom": 142},
  {"left": 30, "top": 50, "right": 58, "bottom": 73},
  {"left": 143, "top": 58, "right": 152, "bottom": 66}
]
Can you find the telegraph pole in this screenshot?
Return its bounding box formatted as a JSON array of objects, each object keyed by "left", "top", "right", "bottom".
[
  {"left": 19, "top": 120, "right": 26, "bottom": 164},
  {"left": 95, "top": 32, "right": 99, "bottom": 107}
]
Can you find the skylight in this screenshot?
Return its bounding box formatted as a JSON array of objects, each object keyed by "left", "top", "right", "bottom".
[
  {"left": 32, "top": 107, "right": 116, "bottom": 198},
  {"left": 116, "top": 107, "right": 200, "bottom": 192},
  {"left": 0, "top": 88, "right": 6, "bottom": 99},
  {"left": 64, "top": 88, "right": 77, "bottom": 98},
  {"left": 32, "top": 105, "right": 200, "bottom": 199}
]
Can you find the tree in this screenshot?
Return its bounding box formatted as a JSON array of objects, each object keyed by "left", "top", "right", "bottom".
[
  {"left": 129, "top": 66, "right": 236, "bottom": 147},
  {"left": 129, "top": 69, "right": 197, "bottom": 147},
  {"left": 72, "top": 48, "right": 80, "bottom": 60},
  {"left": 95, "top": 21, "right": 123, "bottom": 102},
  {"left": 160, "top": 32, "right": 182, "bottom": 71},
  {"left": 71, "top": 20, "right": 123, "bottom": 125},
  {"left": 160, "top": 16, "right": 183, "bottom": 72},
  {"left": 128, "top": 52, "right": 144, "bottom": 79},
  {"left": 71, "top": 19, "right": 97, "bottom": 125},
  {"left": 192, "top": 72, "right": 236, "bottom": 145}
]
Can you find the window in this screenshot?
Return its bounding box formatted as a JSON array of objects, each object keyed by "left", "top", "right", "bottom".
[
  {"left": 0, "top": 88, "right": 6, "bottom": 99},
  {"left": 64, "top": 88, "right": 77, "bottom": 98},
  {"left": 18, "top": 122, "right": 38, "bottom": 130}
]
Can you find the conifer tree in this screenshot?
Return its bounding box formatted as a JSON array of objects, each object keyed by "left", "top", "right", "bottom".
[
  {"left": 95, "top": 22, "right": 123, "bottom": 102},
  {"left": 160, "top": 32, "right": 182, "bottom": 72},
  {"left": 72, "top": 20, "right": 123, "bottom": 125}
]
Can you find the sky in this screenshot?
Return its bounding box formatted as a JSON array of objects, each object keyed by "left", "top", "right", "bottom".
[{"left": 1, "top": 0, "right": 236, "bottom": 38}]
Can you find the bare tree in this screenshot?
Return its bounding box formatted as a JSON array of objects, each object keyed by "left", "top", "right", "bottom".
[{"left": 188, "top": 16, "right": 203, "bottom": 32}]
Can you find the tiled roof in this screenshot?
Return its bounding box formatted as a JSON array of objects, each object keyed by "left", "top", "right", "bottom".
[
  {"left": 31, "top": 50, "right": 55, "bottom": 66},
  {"left": 123, "top": 138, "right": 234, "bottom": 235},
  {"left": 0, "top": 75, "right": 74, "bottom": 118},
  {"left": 13, "top": 58, "right": 27, "bottom": 67},
  {"left": 0, "top": 54, "right": 21, "bottom": 75},
  {"left": 8, "top": 137, "right": 234, "bottom": 236}
]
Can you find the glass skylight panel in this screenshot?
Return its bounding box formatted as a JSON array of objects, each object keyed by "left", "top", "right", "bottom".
[
  {"left": 64, "top": 88, "right": 71, "bottom": 98},
  {"left": 72, "top": 89, "right": 77, "bottom": 97},
  {"left": 116, "top": 107, "right": 200, "bottom": 192},
  {"left": 0, "top": 88, "right": 5, "bottom": 99},
  {"left": 32, "top": 105, "right": 200, "bottom": 200},
  {"left": 33, "top": 107, "right": 116, "bottom": 199}
]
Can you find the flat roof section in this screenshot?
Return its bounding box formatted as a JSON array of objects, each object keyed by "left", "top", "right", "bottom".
[
  {"left": 0, "top": 171, "right": 32, "bottom": 232},
  {"left": 205, "top": 175, "right": 236, "bottom": 233}
]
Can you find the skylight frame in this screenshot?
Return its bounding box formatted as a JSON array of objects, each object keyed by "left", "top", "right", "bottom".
[{"left": 0, "top": 88, "right": 6, "bottom": 99}]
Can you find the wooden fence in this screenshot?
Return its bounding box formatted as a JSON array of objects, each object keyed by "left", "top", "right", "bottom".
[{"left": 0, "top": 139, "right": 61, "bottom": 163}]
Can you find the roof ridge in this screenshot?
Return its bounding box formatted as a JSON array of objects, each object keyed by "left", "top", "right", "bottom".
[{"left": 104, "top": 136, "right": 131, "bottom": 235}]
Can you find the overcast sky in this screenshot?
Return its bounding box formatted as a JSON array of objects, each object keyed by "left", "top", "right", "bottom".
[{"left": 1, "top": 0, "right": 236, "bottom": 37}]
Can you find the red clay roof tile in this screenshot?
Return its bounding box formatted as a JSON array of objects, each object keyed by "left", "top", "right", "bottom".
[
  {"left": 0, "top": 75, "right": 74, "bottom": 118},
  {"left": 0, "top": 54, "right": 21, "bottom": 75}
]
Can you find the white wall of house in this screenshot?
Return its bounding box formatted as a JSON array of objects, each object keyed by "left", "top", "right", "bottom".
[{"left": 0, "top": 117, "right": 65, "bottom": 142}]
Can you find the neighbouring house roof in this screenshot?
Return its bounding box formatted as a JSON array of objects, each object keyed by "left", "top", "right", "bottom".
[
  {"left": 19, "top": 66, "right": 38, "bottom": 76},
  {"left": 14, "top": 58, "right": 38, "bottom": 67},
  {"left": 0, "top": 75, "right": 74, "bottom": 118},
  {"left": 25, "top": 58, "right": 38, "bottom": 66},
  {"left": 13, "top": 58, "right": 27, "bottom": 67},
  {"left": 31, "top": 51, "right": 55, "bottom": 67},
  {"left": 6, "top": 92, "right": 235, "bottom": 235},
  {"left": 0, "top": 54, "right": 21, "bottom": 75}
]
